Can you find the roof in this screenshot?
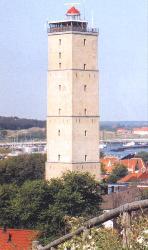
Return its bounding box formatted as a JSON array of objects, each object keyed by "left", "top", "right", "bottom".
[
  {"left": 0, "top": 229, "right": 39, "bottom": 250},
  {"left": 133, "top": 127, "right": 148, "bottom": 132},
  {"left": 100, "top": 156, "right": 146, "bottom": 174},
  {"left": 100, "top": 156, "right": 119, "bottom": 174},
  {"left": 119, "top": 158, "right": 146, "bottom": 173},
  {"left": 67, "top": 6, "right": 80, "bottom": 15},
  {"left": 118, "top": 172, "right": 148, "bottom": 183}
]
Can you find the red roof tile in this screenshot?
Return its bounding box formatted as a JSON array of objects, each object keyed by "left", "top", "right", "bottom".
[
  {"left": 67, "top": 6, "right": 80, "bottom": 15},
  {"left": 100, "top": 157, "right": 146, "bottom": 174},
  {"left": 0, "top": 229, "right": 39, "bottom": 250},
  {"left": 118, "top": 172, "right": 148, "bottom": 183}
]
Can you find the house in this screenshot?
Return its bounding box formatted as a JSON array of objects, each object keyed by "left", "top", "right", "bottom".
[
  {"left": 100, "top": 156, "right": 146, "bottom": 175},
  {"left": 0, "top": 228, "right": 39, "bottom": 250},
  {"left": 132, "top": 127, "right": 148, "bottom": 135}
]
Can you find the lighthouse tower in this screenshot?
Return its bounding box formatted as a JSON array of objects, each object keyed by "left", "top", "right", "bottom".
[{"left": 46, "top": 6, "right": 100, "bottom": 180}]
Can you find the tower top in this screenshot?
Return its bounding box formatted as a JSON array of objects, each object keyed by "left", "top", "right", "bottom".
[{"left": 66, "top": 6, "right": 80, "bottom": 15}]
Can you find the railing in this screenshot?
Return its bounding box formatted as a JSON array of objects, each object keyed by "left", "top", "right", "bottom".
[{"left": 47, "top": 26, "right": 99, "bottom": 34}]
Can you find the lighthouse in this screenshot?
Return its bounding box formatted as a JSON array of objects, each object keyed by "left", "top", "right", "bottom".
[{"left": 46, "top": 6, "right": 100, "bottom": 180}]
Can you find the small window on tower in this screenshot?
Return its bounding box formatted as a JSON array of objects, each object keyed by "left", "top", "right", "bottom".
[
  {"left": 59, "top": 39, "right": 61, "bottom": 45},
  {"left": 59, "top": 85, "right": 61, "bottom": 91},
  {"left": 59, "top": 52, "right": 61, "bottom": 59},
  {"left": 58, "top": 154, "right": 61, "bottom": 161},
  {"left": 85, "top": 130, "right": 87, "bottom": 136},
  {"left": 58, "top": 130, "right": 60, "bottom": 136},
  {"left": 84, "top": 64, "right": 86, "bottom": 70},
  {"left": 84, "top": 85, "right": 87, "bottom": 91},
  {"left": 59, "top": 63, "right": 61, "bottom": 69},
  {"left": 58, "top": 108, "right": 61, "bottom": 115},
  {"left": 85, "top": 155, "right": 87, "bottom": 161},
  {"left": 84, "top": 39, "right": 86, "bottom": 46},
  {"left": 84, "top": 108, "right": 87, "bottom": 115}
]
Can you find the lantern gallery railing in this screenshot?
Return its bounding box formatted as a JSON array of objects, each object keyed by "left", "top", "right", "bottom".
[{"left": 47, "top": 26, "right": 99, "bottom": 34}]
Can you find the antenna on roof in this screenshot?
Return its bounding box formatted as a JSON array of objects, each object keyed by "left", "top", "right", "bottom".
[
  {"left": 82, "top": 0, "right": 86, "bottom": 20},
  {"left": 91, "top": 10, "right": 94, "bottom": 27}
]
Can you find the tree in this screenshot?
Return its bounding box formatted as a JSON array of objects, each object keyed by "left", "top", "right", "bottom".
[
  {"left": 0, "top": 154, "right": 46, "bottom": 185},
  {"left": 0, "top": 172, "right": 102, "bottom": 243},
  {"left": 136, "top": 151, "right": 148, "bottom": 164},
  {"left": 107, "top": 164, "right": 128, "bottom": 183}
]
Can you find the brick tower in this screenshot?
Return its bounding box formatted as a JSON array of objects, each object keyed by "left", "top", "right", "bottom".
[{"left": 46, "top": 6, "right": 100, "bottom": 180}]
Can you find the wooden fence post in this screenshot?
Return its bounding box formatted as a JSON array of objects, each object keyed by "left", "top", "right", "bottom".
[{"left": 122, "top": 211, "right": 131, "bottom": 248}]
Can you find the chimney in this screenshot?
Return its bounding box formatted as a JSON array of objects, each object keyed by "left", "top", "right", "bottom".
[{"left": 7, "top": 233, "right": 12, "bottom": 242}]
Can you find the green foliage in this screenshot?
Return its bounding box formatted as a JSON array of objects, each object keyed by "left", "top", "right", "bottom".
[
  {"left": 0, "top": 172, "right": 102, "bottom": 243},
  {"left": 136, "top": 151, "right": 148, "bottom": 164},
  {"left": 107, "top": 164, "right": 128, "bottom": 183},
  {"left": 58, "top": 215, "right": 148, "bottom": 250},
  {"left": 58, "top": 217, "right": 123, "bottom": 250},
  {"left": 0, "top": 116, "right": 45, "bottom": 130},
  {"left": 100, "top": 162, "right": 106, "bottom": 175},
  {"left": 0, "top": 154, "right": 46, "bottom": 185}
]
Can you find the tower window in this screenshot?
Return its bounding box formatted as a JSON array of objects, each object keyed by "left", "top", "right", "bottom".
[
  {"left": 59, "top": 52, "right": 61, "bottom": 59},
  {"left": 84, "top": 39, "right": 86, "bottom": 46},
  {"left": 59, "top": 39, "right": 61, "bottom": 45},
  {"left": 59, "top": 85, "right": 61, "bottom": 91},
  {"left": 84, "top": 64, "right": 86, "bottom": 70},
  {"left": 85, "top": 155, "right": 87, "bottom": 161},
  {"left": 84, "top": 108, "right": 87, "bottom": 115},
  {"left": 58, "top": 108, "right": 61, "bottom": 115},
  {"left": 58, "top": 130, "right": 61, "bottom": 136},
  {"left": 85, "top": 130, "right": 87, "bottom": 136},
  {"left": 76, "top": 73, "right": 78, "bottom": 78},
  {"left": 84, "top": 85, "right": 87, "bottom": 91},
  {"left": 59, "top": 63, "right": 61, "bottom": 69},
  {"left": 58, "top": 154, "right": 61, "bottom": 161}
]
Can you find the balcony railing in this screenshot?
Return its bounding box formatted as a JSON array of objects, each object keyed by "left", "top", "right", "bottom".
[{"left": 47, "top": 26, "right": 99, "bottom": 34}]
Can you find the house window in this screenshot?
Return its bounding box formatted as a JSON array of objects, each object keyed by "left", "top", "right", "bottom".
[
  {"left": 84, "top": 108, "right": 87, "bottom": 115},
  {"left": 85, "top": 130, "right": 87, "bottom": 136},
  {"left": 58, "top": 154, "right": 61, "bottom": 161},
  {"left": 59, "top": 85, "right": 61, "bottom": 91},
  {"left": 59, "top": 39, "right": 61, "bottom": 45},
  {"left": 85, "top": 155, "right": 87, "bottom": 161},
  {"left": 84, "top": 39, "right": 86, "bottom": 46},
  {"left": 59, "top": 52, "right": 61, "bottom": 59},
  {"left": 84, "top": 85, "right": 87, "bottom": 91},
  {"left": 58, "top": 130, "right": 60, "bottom": 136},
  {"left": 59, "top": 63, "right": 61, "bottom": 69},
  {"left": 58, "top": 108, "right": 61, "bottom": 115},
  {"left": 84, "top": 64, "right": 86, "bottom": 70}
]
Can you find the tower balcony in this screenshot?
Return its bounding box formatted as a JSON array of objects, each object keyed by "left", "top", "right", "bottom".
[{"left": 47, "top": 21, "right": 99, "bottom": 34}]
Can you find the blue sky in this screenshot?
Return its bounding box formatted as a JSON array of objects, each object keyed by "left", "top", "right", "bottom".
[{"left": 0, "top": 0, "right": 147, "bottom": 121}]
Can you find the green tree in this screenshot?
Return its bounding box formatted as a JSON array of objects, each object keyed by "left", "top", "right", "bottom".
[
  {"left": 0, "top": 172, "right": 102, "bottom": 243},
  {"left": 136, "top": 151, "right": 148, "bottom": 164},
  {"left": 0, "top": 154, "right": 46, "bottom": 185},
  {"left": 107, "top": 164, "right": 128, "bottom": 183}
]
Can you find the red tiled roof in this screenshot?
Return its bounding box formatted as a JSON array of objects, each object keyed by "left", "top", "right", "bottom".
[
  {"left": 0, "top": 229, "right": 39, "bottom": 250},
  {"left": 100, "top": 157, "right": 146, "bottom": 174},
  {"left": 100, "top": 157, "right": 119, "bottom": 174},
  {"left": 119, "top": 158, "right": 146, "bottom": 173},
  {"left": 118, "top": 172, "right": 148, "bottom": 183},
  {"left": 67, "top": 6, "right": 80, "bottom": 15},
  {"left": 133, "top": 127, "right": 148, "bottom": 132}
]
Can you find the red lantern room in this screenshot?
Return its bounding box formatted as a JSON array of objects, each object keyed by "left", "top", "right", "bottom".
[{"left": 66, "top": 6, "right": 81, "bottom": 20}]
